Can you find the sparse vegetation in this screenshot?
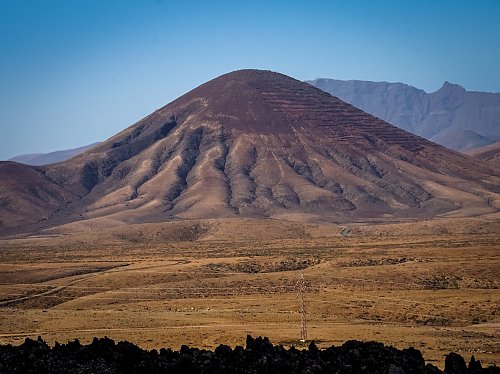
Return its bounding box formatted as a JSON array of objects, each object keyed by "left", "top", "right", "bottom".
[
  {"left": 204, "top": 258, "right": 319, "bottom": 274},
  {"left": 0, "top": 217, "right": 498, "bottom": 369}
]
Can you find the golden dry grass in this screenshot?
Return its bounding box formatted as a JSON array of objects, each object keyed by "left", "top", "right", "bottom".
[{"left": 0, "top": 217, "right": 499, "bottom": 369}]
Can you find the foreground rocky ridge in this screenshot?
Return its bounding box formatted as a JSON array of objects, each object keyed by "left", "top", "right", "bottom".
[{"left": 0, "top": 336, "right": 498, "bottom": 374}]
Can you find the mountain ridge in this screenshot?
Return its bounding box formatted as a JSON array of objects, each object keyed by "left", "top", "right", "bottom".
[
  {"left": 308, "top": 78, "right": 500, "bottom": 151},
  {"left": 1, "top": 70, "right": 499, "bottom": 235}
]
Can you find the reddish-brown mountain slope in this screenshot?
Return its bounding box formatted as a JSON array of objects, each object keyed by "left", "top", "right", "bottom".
[
  {"left": 1, "top": 70, "right": 499, "bottom": 234},
  {"left": 467, "top": 141, "right": 500, "bottom": 168},
  {"left": 0, "top": 162, "right": 76, "bottom": 229}
]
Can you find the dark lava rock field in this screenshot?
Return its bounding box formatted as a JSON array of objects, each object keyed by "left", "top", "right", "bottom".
[{"left": 0, "top": 335, "right": 498, "bottom": 373}]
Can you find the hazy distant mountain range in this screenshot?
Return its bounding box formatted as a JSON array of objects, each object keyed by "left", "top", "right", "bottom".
[
  {"left": 8, "top": 143, "right": 100, "bottom": 165},
  {"left": 308, "top": 79, "right": 500, "bottom": 152}
]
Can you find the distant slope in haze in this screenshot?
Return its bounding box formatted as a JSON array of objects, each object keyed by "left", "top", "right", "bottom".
[
  {"left": 308, "top": 79, "right": 500, "bottom": 152},
  {"left": 8, "top": 142, "right": 101, "bottom": 165},
  {"left": 430, "top": 129, "right": 494, "bottom": 152}
]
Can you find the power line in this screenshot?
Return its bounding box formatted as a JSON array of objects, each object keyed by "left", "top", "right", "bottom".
[{"left": 295, "top": 273, "right": 307, "bottom": 342}]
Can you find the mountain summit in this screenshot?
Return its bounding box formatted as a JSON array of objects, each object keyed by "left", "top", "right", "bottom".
[{"left": 1, "top": 70, "right": 499, "bottom": 234}]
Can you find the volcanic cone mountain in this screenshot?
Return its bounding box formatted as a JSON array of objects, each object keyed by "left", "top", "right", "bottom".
[{"left": 1, "top": 70, "right": 499, "bottom": 234}]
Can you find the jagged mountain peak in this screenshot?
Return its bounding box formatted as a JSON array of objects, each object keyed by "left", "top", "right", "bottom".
[{"left": 438, "top": 81, "right": 466, "bottom": 92}]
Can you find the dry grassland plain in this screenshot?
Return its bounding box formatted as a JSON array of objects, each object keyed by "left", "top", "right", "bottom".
[{"left": 0, "top": 217, "right": 499, "bottom": 369}]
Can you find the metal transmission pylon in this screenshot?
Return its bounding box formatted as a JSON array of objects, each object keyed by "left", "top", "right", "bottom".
[{"left": 296, "top": 273, "right": 307, "bottom": 342}]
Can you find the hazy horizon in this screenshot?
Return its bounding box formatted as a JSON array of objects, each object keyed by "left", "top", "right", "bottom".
[{"left": 1, "top": 0, "right": 499, "bottom": 160}]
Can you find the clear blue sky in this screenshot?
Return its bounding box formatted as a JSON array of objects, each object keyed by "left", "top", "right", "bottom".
[{"left": 1, "top": 0, "right": 499, "bottom": 160}]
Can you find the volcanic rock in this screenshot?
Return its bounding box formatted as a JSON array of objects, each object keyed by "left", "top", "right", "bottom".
[{"left": 0, "top": 336, "right": 498, "bottom": 373}]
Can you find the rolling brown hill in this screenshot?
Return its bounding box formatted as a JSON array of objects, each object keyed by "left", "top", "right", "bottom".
[
  {"left": 1, "top": 70, "right": 499, "bottom": 235},
  {"left": 467, "top": 141, "right": 500, "bottom": 167}
]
